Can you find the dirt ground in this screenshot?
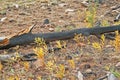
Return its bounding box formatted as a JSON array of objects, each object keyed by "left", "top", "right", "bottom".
[{"left": 0, "top": 0, "right": 120, "bottom": 80}]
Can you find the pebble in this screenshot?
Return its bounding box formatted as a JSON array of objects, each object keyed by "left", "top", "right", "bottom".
[
  {"left": 58, "top": 3, "right": 67, "bottom": 7},
  {"left": 0, "top": 17, "right": 7, "bottom": 22},
  {"left": 13, "top": 4, "right": 19, "bottom": 9},
  {"left": 65, "top": 9, "right": 75, "bottom": 13},
  {"left": 49, "top": 28, "right": 54, "bottom": 31},
  {"left": 115, "top": 62, "right": 120, "bottom": 67},
  {"left": 85, "top": 69, "right": 92, "bottom": 74}
]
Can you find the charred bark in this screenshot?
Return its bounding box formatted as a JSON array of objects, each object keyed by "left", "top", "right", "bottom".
[{"left": 0, "top": 25, "right": 120, "bottom": 49}]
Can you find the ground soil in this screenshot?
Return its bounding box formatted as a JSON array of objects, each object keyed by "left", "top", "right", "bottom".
[{"left": 0, "top": 0, "right": 120, "bottom": 80}]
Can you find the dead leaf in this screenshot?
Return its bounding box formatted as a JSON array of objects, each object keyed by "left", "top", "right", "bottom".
[{"left": 77, "top": 42, "right": 86, "bottom": 47}]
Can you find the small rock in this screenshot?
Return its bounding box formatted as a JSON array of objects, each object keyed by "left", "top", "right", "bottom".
[
  {"left": 13, "top": 4, "right": 19, "bottom": 9},
  {"left": 105, "top": 45, "right": 112, "bottom": 48},
  {"left": 41, "top": 6, "right": 46, "bottom": 9},
  {"left": 85, "top": 69, "right": 92, "bottom": 74},
  {"left": 58, "top": 3, "right": 67, "bottom": 7},
  {"left": 115, "top": 62, "right": 120, "bottom": 67},
  {"left": 107, "top": 72, "right": 118, "bottom": 80},
  {"left": 58, "top": 20, "right": 64, "bottom": 23},
  {"left": 0, "top": 37, "right": 6, "bottom": 42},
  {"left": 43, "top": 19, "right": 49, "bottom": 24},
  {"left": 49, "top": 28, "right": 54, "bottom": 31},
  {"left": 0, "top": 17, "right": 7, "bottom": 22},
  {"left": 81, "top": 1, "right": 89, "bottom": 7},
  {"left": 65, "top": 9, "right": 75, "bottom": 13},
  {"left": 77, "top": 71, "right": 83, "bottom": 80}
]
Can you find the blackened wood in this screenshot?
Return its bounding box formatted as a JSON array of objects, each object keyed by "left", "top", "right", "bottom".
[{"left": 0, "top": 25, "right": 120, "bottom": 49}]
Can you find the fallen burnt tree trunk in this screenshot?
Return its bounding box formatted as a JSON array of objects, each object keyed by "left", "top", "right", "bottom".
[{"left": 0, "top": 25, "right": 120, "bottom": 49}]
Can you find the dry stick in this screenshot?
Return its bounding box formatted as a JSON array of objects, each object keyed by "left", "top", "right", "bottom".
[
  {"left": 114, "top": 13, "right": 120, "bottom": 22},
  {"left": 96, "top": 5, "right": 120, "bottom": 39},
  {"left": 97, "top": 75, "right": 108, "bottom": 80},
  {"left": 0, "top": 46, "right": 66, "bottom": 62},
  {"left": 0, "top": 53, "right": 37, "bottom": 62},
  {"left": 0, "top": 46, "right": 65, "bottom": 62},
  {"left": 100, "top": 4, "right": 120, "bottom": 19},
  {"left": 0, "top": 25, "right": 120, "bottom": 49}
]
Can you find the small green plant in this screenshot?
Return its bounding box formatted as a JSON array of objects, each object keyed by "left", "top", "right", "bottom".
[
  {"left": 104, "top": 65, "right": 120, "bottom": 78},
  {"left": 112, "top": 23, "right": 120, "bottom": 52},
  {"left": 73, "top": 34, "right": 85, "bottom": 43},
  {"left": 114, "top": 21, "right": 120, "bottom": 25},
  {"left": 56, "top": 64, "right": 65, "bottom": 79},
  {"left": 111, "top": 70, "right": 120, "bottom": 78},
  {"left": 55, "top": 26, "right": 61, "bottom": 32},
  {"left": 111, "top": 31, "right": 120, "bottom": 52},
  {"left": 34, "top": 37, "right": 47, "bottom": 56},
  {"left": 0, "top": 10, "right": 6, "bottom": 15},
  {"left": 101, "top": 20, "right": 110, "bottom": 26},
  {"left": 85, "top": 3, "right": 97, "bottom": 27},
  {"left": 46, "top": 60, "right": 56, "bottom": 72},
  {"left": 35, "top": 37, "right": 46, "bottom": 47}
]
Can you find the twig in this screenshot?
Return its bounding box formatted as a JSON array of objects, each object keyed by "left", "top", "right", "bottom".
[
  {"left": 97, "top": 75, "right": 107, "bottom": 80},
  {"left": 114, "top": 13, "right": 120, "bottom": 22},
  {"left": 100, "top": 4, "right": 120, "bottom": 19},
  {"left": 29, "top": 22, "right": 37, "bottom": 33},
  {"left": 0, "top": 53, "right": 37, "bottom": 62}
]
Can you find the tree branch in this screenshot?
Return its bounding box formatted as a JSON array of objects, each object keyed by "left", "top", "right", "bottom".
[{"left": 0, "top": 25, "right": 120, "bottom": 49}]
